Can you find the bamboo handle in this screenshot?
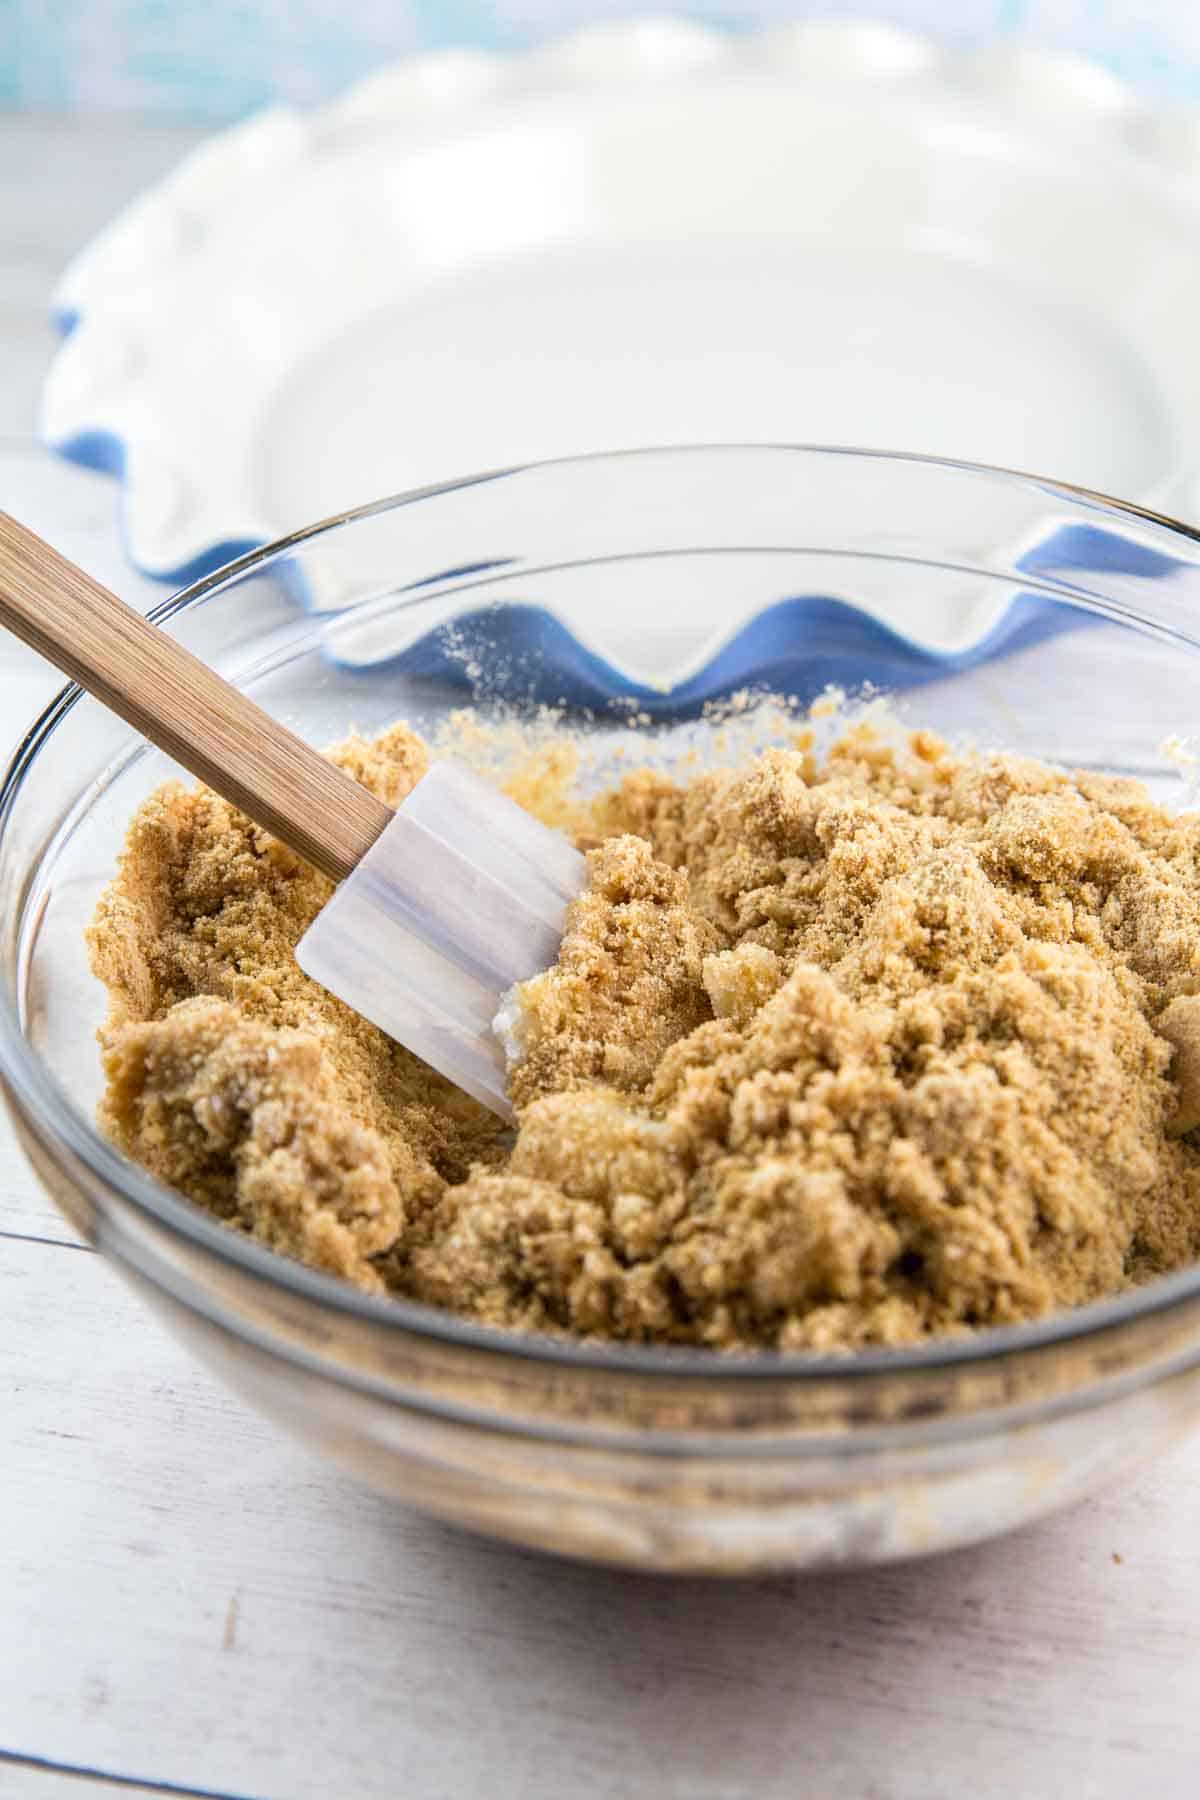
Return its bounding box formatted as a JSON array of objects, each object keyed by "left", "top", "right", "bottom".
[{"left": 0, "top": 513, "right": 392, "bottom": 884}]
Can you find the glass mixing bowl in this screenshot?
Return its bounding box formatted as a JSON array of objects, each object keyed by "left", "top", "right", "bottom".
[{"left": 7, "top": 446, "right": 1200, "bottom": 1575}]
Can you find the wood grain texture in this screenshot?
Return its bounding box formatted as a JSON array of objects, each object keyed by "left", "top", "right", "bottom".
[
  {"left": 5, "top": 108, "right": 1200, "bottom": 1800},
  {"left": 0, "top": 512, "right": 392, "bottom": 884},
  {"left": 4, "top": 1235, "right": 1200, "bottom": 1800}
]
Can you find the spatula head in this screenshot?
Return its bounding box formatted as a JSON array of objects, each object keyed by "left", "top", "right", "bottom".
[{"left": 295, "top": 760, "right": 586, "bottom": 1116}]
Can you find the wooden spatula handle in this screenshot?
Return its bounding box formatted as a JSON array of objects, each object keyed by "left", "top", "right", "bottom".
[{"left": 0, "top": 512, "right": 391, "bottom": 884}]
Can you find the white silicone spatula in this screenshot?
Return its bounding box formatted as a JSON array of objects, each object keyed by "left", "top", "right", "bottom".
[{"left": 0, "top": 512, "right": 584, "bottom": 1116}]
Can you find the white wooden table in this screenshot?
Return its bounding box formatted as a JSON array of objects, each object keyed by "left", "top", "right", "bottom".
[{"left": 3, "top": 108, "right": 1200, "bottom": 1800}]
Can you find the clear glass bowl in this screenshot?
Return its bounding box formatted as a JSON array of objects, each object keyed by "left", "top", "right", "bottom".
[{"left": 6, "top": 446, "right": 1200, "bottom": 1575}]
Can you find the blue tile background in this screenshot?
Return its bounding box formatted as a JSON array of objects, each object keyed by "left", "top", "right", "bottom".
[{"left": 5, "top": 1, "right": 1200, "bottom": 117}]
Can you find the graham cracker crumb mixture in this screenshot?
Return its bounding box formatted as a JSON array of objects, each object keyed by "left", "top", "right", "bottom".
[{"left": 87, "top": 716, "right": 1200, "bottom": 1350}]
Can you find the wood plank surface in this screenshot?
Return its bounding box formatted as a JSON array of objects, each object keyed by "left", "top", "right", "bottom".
[{"left": 4, "top": 1233, "right": 1200, "bottom": 1800}]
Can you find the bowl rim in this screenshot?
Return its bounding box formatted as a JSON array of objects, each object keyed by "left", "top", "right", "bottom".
[{"left": 8, "top": 439, "right": 1200, "bottom": 1383}]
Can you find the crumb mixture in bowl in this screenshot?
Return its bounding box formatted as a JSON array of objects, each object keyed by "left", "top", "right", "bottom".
[{"left": 86, "top": 712, "right": 1200, "bottom": 1352}]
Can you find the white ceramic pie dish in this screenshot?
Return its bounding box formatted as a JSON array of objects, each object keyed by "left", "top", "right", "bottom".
[{"left": 41, "top": 17, "right": 1200, "bottom": 620}]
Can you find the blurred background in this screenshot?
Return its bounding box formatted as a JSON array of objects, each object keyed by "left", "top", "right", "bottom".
[
  {"left": 6, "top": 1, "right": 1200, "bottom": 117},
  {"left": 12, "top": 1, "right": 1200, "bottom": 601}
]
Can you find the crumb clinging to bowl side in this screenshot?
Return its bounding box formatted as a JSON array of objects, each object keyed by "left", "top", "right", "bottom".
[{"left": 86, "top": 709, "right": 1200, "bottom": 1352}]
